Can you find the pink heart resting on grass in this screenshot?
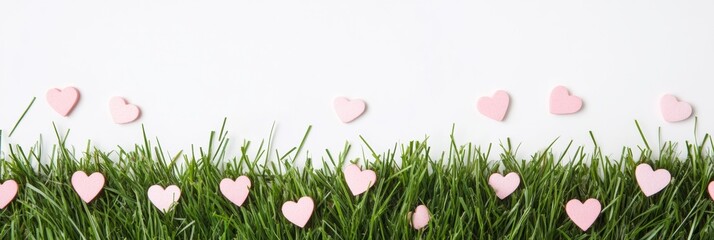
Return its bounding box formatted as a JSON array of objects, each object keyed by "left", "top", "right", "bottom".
[
  {"left": 219, "top": 176, "right": 251, "bottom": 207},
  {"left": 0, "top": 180, "right": 19, "bottom": 209},
  {"left": 281, "top": 196, "right": 314, "bottom": 228},
  {"left": 147, "top": 185, "right": 181, "bottom": 213},
  {"left": 46, "top": 87, "right": 80, "bottom": 116},
  {"left": 110, "top": 97, "right": 141, "bottom": 124},
  {"left": 488, "top": 172, "right": 520, "bottom": 199},
  {"left": 660, "top": 94, "right": 693, "bottom": 122},
  {"left": 635, "top": 164, "right": 671, "bottom": 197},
  {"left": 550, "top": 86, "right": 583, "bottom": 115},
  {"left": 71, "top": 171, "right": 105, "bottom": 203},
  {"left": 333, "top": 97, "right": 366, "bottom": 123},
  {"left": 477, "top": 90, "right": 510, "bottom": 121},
  {"left": 343, "top": 164, "right": 377, "bottom": 196},
  {"left": 565, "top": 198, "right": 601, "bottom": 231},
  {"left": 708, "top": 182, "right": 714, "bottom": 201},
  {"left": 408, "top": 204, "right": 430, "bottom": 230}
]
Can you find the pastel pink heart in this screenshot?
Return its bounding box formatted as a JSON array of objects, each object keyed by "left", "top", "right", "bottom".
[
  {"left": 408, "top": 204, "right": 430, "bottom": 230},
  {"left": 219, "top": 176, "right": 251, "bottom": 207},
  {"left": 343, "top": 164, "right": 377, "bottom": 196},
  {"left": 0, "top": 180, "right": 19, "bottom": 209},
  {"left": 660, "top": 94, "right": 693, "bottom": 122},
  {"left": 635, "top": 164, "right": 671, "bottom": 197},
  {"left": 71, "top": 171, "right": 105, "bottom": 203},
  {"left": 488, "top": 172, "right": 520, "bottom": 199},
  {"left": 477, "top": 90, "right": 510, "bottom": 121},
  {"left": 46, "top": 87, "right": 80, "bottom": 116},
  {"left": 110, "top": 97, "right": 141, "bottom": 124},
  {"left": 707, "top": 181, "right": 714, "bottom": 201},
  {"left": 282, "top": 196, "right": 314, "bottom": 228},
  {"left": 147, "top": 185, "right": 181, "bottom": 213},
  {"left": 550, "top": 86, "right": 583, "bottom": 115},
  {"left": 333, "top": 97, "right": 366, "bottom": 123},
  {"left": 565, "top": 198, "right": 601, "bottom": 231}
]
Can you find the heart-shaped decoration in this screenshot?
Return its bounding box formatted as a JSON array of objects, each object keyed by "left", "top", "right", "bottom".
[
  {"left": 109, "top": 97, "right": 141, "bottom": 124},
  {"left": 46, "top": 87, "right": 80, "bottom": 116},
  {"left": 477, "top": 90, "right": 510, "bottom": 121},
  {"left": 147, "top": 185, "right": 181, "bottom": 213},
  {"left": 408, "top": 204, "right": 430, "bottom": 230},
  {"left": 219, "top": 176, "right": 251, "bottom": 207},
  {"left": 71, "top": 171, "right": 105, "bottom": 203},
  {"left": 707, "top": 181, "right": 714, "bottom": 201},
  {"left": 343, "top": 164, "right": 377, "bottom": 196},
  {"left": 333, "top": 97, "right": 366, "bottom": 123},
  {"left": 660, "top": 94, "right": 693, "bottom": 122},
  {"left": 488, "top": 172, "right": 520, "bottom": 199},
  {"left": 0, "top": 180, "right": 19, "bottom": 209},
  {"left": 550, "top": 86, "right": 583, "bottom": 115},
  {"left": 281, "top": 196, "right": 314, "bottom": 228},
  {"left": 565, "top": 198, "right": 601, "bottom": 231},
  {"left": 635, "top": 164, "right": 671, "bottom": 197}
]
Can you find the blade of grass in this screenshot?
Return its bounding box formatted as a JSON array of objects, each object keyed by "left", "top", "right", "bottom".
[{"left": 8, "top": 96, "right": 36, "bottom": 137}]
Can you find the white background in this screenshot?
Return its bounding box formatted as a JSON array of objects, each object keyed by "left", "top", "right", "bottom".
[{"left": 2, "top": 1, "right": 713, "bottom": 164}]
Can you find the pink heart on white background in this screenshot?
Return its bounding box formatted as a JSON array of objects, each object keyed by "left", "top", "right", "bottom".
[
  {"left": 147, "top": 185, "right": 181, "bottom": 213},
  {"left": 708, "top": 181, "right": 714, "bottom": 201},
  {"left": 635, "top": 164, "right": 671, "bottom": 197},
  {"left": 477, "top": 90, "right": 510, "bottom": 121},
  {"left": 333, "top": 97, "right": 366, "bottom": 123},
  {"left": 408, "top": 204, "right": 430, "bottom": 230},
  {"left": 0, "top": 180, "right": 19, "bottom": 209},
  {"left": 660, "top": 94, "right": 693, "bottom": 122},
  {"left": 219, "top": 176, "right": 251, "bottom": 207},
  {"left": 488, "top": 172, "right": 520, "bottom": 199},
  {"left": 282, "top": 196, "right": 314, "bottom": 228},
  {"left": 565, "top": 198, "right": 601, "bottom": 231},
  {"left": 550, "top": 86, "right": 583, "bottom": 115},
  {"left": 343, "top": 164, "right": 377, "bottom": 196},
  {"left": 71, "top": 171, "right": 105, "bottom": 203},
  {"left": 46, "top": 87, "right": 80, "bottom": 116},
  {"left": 110, "top": 97, "right": 141, "bottom": 124}
]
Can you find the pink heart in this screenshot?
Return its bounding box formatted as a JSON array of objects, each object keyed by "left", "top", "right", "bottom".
[
  {"left": 71, "top": 171, "right": 105, "bottom": 203},
  {"left": 219, "top": 176, "right": 251, "bottom": 207},
  {"left": 550, "top": 86, "right": 583, "bottom": 115},
  {"left": 0, "top": 180, "right": 19, "bottom": 209},
  {"left": 147, "top": 185, "right": 181, "bottom": 213},
  {"left": 477, "top": 90, "right": 510, "bottom": 121},
  {"left": 488, "top": 172, "right": 520, "bottom": 199},
  {"left": 110, "top": 97, "right": 141, "bottom": 124},
  {"left": 660, "top": 94, "right": 693, "bottom": 122},
  {"left": 281, "top": 196, "right": 314, "bottom": 228},
  {"left": 46, "top": 87, "right": 80, "bottom": 116},
  {"left": 565, "top": 198, "right": 601, "bottom": 231},
  {"left": 333, "top": 97, "right": 366, "bottom": 123},
  {"left": 635, "top": 164, "right": 671, "bottom": 197},
  {"left": 707, "top": 181, "right": 714, "bottom": 201},
  {"left": 408, "top": 204, "right": 430, "bottom": 230},
  {"left": 343, "top": 164, "right": 377, "bottom": 196}
]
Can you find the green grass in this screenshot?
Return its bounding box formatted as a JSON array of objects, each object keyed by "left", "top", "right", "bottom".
[{"left": 1, "top": 119, "right": 714, "bottom": 239}]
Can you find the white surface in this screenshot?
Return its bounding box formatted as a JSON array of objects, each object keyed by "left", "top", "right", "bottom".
[{"left": 1, "top": 1, "right": 713, "bottom": 164}]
